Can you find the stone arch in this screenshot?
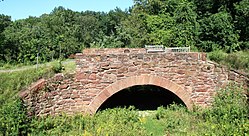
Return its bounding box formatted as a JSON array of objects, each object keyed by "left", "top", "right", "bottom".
[{"left": 87, "top": 75, "right": 192, "bottom": 114}]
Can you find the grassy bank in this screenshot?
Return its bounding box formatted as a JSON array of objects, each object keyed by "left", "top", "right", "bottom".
[
  {"left": 208, "top": 50, "right": 249, "bottom": 74},
  {"left": 0, "top": 67, "right": 53, "bottom": 106},
  {"left": 0, "top": 60, "right": 75, "bottom": 105}
]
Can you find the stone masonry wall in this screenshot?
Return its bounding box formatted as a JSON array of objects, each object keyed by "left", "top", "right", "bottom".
[{"left": 20, "top": 48, "right": 248, "bottom": 116}]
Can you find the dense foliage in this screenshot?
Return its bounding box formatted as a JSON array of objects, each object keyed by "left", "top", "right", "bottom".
[
  {"left": 0, "top": 0, "right": 248, "bottom": 65},
  {"left": 0, "top": 85, "right": 248, "bottom": 135}
]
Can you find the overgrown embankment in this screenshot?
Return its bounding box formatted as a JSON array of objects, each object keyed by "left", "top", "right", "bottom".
[
  {"left": 0, "top": 67, "right": 53, "bottom": 106},
  {"left": 208, "top": 50, "right": 249, "bottom": 74},
  {"left": 0, "top": 60, "right": 75, "bottom": 105}
]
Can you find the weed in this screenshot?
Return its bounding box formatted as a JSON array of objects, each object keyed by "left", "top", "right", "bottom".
[
  {"left": 0, "top": 99, "right": 30, "bottom": 136},
  {"left": 51, "top": 60, "right": 64, "bottom": 73}
]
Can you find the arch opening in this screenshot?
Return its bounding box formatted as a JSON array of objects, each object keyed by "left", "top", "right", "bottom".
[
  {"left": 97, "top": 85, "right": 186, "bottom": 112},
  {"left": 88, "top": 75, "right": 192, "bottom": 114}
]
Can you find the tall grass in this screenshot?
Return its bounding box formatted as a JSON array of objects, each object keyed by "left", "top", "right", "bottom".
[
  {"left": 0, "top": 59, "right": 75, "bottom": 106},
  {"left": 28, "top": 107, "right": 148, "bottom": 136},
  {"left": 0, "top": 66, "right": 54, "bottom": 106},
  {"left": 208, "top": 50, "right": 249, "bottom": 73}
]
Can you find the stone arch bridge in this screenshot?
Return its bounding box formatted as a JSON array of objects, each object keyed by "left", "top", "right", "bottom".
[{"left": 20, "top": 48, "right": 248, "bottom": 116}]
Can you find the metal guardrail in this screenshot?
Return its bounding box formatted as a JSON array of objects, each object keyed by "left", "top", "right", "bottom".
[
  {"left": 165, "top": 47, "right": 190, "bottom": 53},
  {"left": 145, "top": 45, "right": 190, "bottom": 53}
]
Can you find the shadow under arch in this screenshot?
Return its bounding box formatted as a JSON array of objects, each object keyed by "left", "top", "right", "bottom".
[{"left": 87, "top": 75, "right": 192, "bottom": 114}]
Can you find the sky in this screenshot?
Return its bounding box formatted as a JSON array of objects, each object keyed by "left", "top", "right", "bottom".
[{"left": 0, "top": 0, "right": 134, "bottom": 20}]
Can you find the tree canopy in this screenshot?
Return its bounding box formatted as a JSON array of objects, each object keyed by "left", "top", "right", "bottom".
[{"left": 0, "top": 0, "right": 248, "bottom": 65}]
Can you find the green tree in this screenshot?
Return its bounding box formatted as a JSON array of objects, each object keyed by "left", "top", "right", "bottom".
[
  {"left": 131, "top": 0, "right": 199, "bottom": 47},
  {"left": 74, "top": 14, "right": 100, "bottom": 48},
  {"left": 198, "top": 11, "right": 240, "bottom": 52},
  {"left": 234, "top": 0, "right": 249, "bottom": 49},
  {"left": 0, "top": 14, "right": 12, "bottom": 63},
  {"left": 118, "top": 12, "right": 148, "bottom": 48}
]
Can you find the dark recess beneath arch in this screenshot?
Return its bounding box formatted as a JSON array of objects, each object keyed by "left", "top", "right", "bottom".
[{"left": 97, "top": 85, "right": 186, "bottom": 112}]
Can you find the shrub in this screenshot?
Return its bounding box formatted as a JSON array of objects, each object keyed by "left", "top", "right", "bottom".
[
  {"left": 51, "top": 60, "right": 64, "bottom": 73},
  {"left": 152, "top": 104, "right": 195, "bottom": 135},
  {"left": 225, "top": 51, "right": 249, "bottom": 71},
  {"left": 199, "top": 84, "right": 248, "bottom": 135},
  {"left": 29, "top": 107, "right": 148, "bottom": 136},
  {"left": 208, "top": 50, "right": 249, "bottom": 73},
  {"left": 212, "top": 85, "right": 247, "bottom": 121},
  {"left": 29, "top": 114, "right": 89, "bottom": 135},
  {"left": 0, "top": 98, "right": 30, "bottom": 136},
  {"left": 85, "top": 107, "right": 148, "bottom": 136},
  {"left": 208, "top": 50, "right": 227, "bottom": 63}
]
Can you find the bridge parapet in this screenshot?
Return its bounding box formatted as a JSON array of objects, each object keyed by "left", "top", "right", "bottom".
[{"left": 82, "top": 48, "right": 146, "bottom": 55}]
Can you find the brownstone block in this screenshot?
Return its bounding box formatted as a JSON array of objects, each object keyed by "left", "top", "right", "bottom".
[
  {"left": 98, "top": 90, "right": 110, "bottom": 102},
  {"left": 71, "top": 93, "right": 80, "bottom": 99},
  {"left": 57, "top": 100, "right": 66, "bottom": 105},
  {"left": 177, "top": 70, "right": 185, "bottom": 74},
  {"left": 59, "top": 84, "right": 68, "bottom": 89},
  {"left": 151, "top": 76, "right": 162, "bottom": 86},
  {"left": 62, "top": 94, "right": 71, "bottom": 99},
  {"left": 195, "top": 89, "right": 207, "bottom": 92},
  {"left": 89, "top": 74, "right": 97, "bottom": 80},
  {"left": 110, "top": 63, "right": 122, "bottom": 69},
  {"left": 128, "top": 67, "right": 137, "bottom": 72},
  {"left": 83, "top": 97, "right": 92, "bottom": 101},
  {"left": 118, "top": 67, "right": 128, "bottom": 74},
  {"left": 76, "top": 73, "right": 89, "bottom": 80}
]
